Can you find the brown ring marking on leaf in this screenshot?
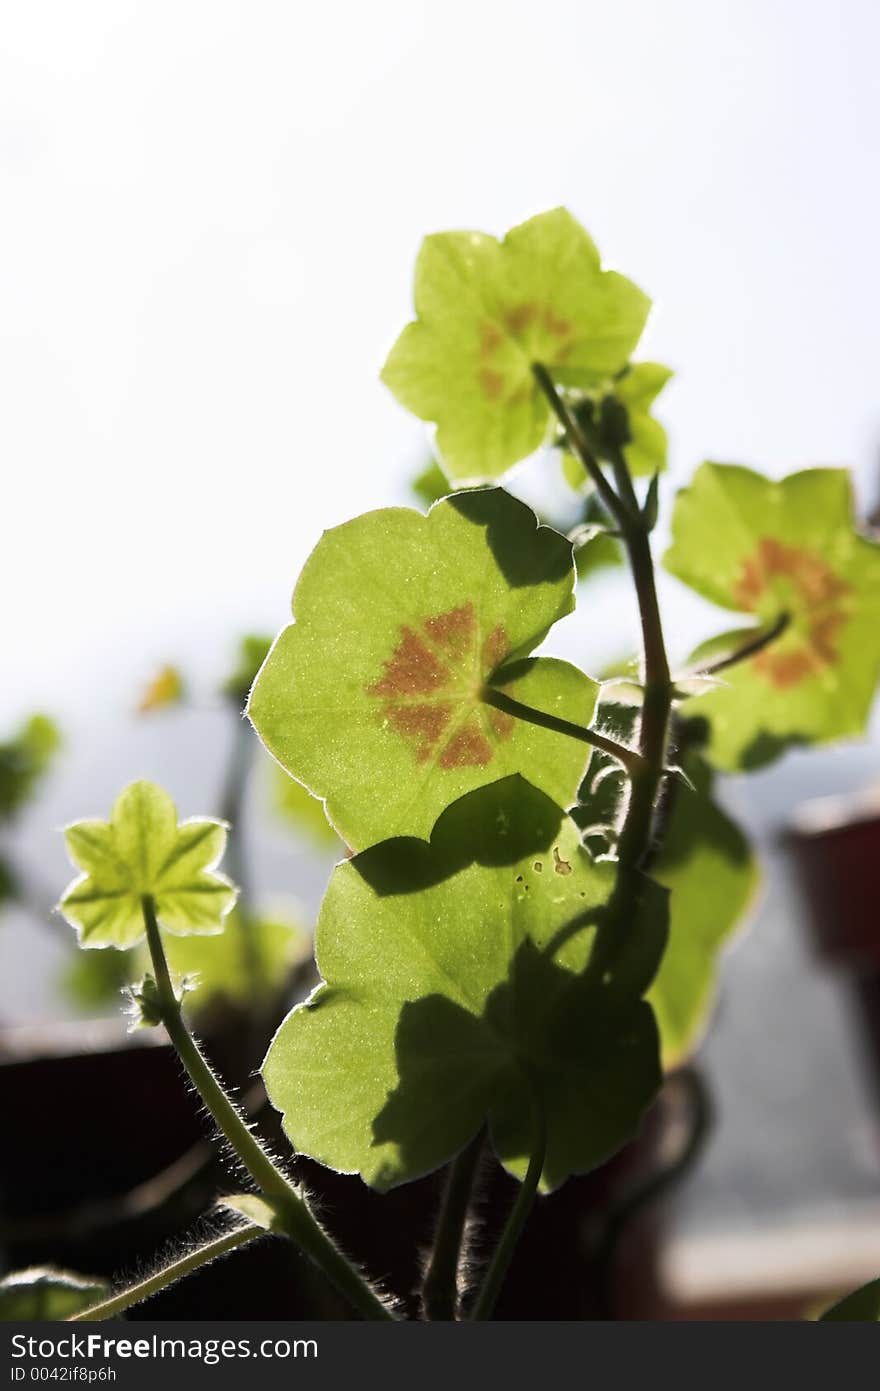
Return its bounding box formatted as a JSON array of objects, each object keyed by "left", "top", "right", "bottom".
[{"left": 733, "top": 537, "right": 853, "bottom": 690}]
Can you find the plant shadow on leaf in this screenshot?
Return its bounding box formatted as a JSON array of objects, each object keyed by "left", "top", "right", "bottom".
[
  {"left": 447, "top": 489, "right": 572, "bottom": 590},
  {"left": 371, "top": 937, "right": 661, "bottom": 1192},
  {"left": 739, "top": 730, "right": 809, "bottom": 771},
  {"left": 352, "top": 774, "right": 567, "bottom": 896}
]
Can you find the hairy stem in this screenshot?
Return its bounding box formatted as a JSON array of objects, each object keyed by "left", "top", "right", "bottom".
[
  {"left": 481, "top": 687, "right": 642, "bottom": 773},
  {"left": 68, "top": 1224, "right": 261, "bottom": 1322},
  {"left": 470, "top": 1107, "right": 545, "bottom": 1322},
  {"left": 421, "top": 1129, "right": 485, "bottom": 1320},
  {"left": 142, "top": 895, "right": 394, "bottom": 1321}
]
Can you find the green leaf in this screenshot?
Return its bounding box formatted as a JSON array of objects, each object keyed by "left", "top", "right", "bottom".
[
  {"left": 664, "top": 465, "right": 880, "bottom": 770},
  {"left": 0, "top": 714, "right": 61, "bottom": 821},
  {"left": 612, "top": 362, "right": 673, "bottom": 478},
  {"left": 0, "top": 1267, "right": 108, "bottom": 1321},
  {"left": 223, "top": 634, "right": 273, "bottom": 706},
  {"left": 164, "top": 906, "right": 310, "bottom": 1007},
  {"left": 649, "top": 755, "right": 759, "bottom": 1067},
  {"left": 382, "top": 208, "right": 649, "bottom": 482},
  {"left": 58, "top": 781, "right": 237, "bottom": 949},
  {"left": 62, "top": 943, "right": 134, "bottom": 1008},
  {"left": 818, "top": 1277, "right": 880, "bottom": 1321},
  {"left": 262, "top": 777, "right": 664, "bottom": 1193},
  {"left": 270, "top": 765, "right": 341, "bottom": 849},
  {"left": 249, "top": 488, "right": 598, "bottom": 847},
  {"left": 411, "top": 457, "right": 451, "bottom": 508},
  {"left": 574, "top": 704, "right": 758, "bottom": 1068}
]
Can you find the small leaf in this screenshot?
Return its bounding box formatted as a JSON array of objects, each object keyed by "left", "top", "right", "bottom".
[
  {"left": 665, "top": 464, "right": 880, "bottom": 770},
  {"left": 217, "top": 1194, "right": 282, "bottom": 1232},
  {"left": 262, "top": 777, "right": 663, "bottom": 1193},
  {"left": 818, "top": 1276, "right": 880, "bottom": 1321},
  {"left": 269, "top": 766, "right": 341, "bottom": 850},
  {"left": 382, "top": 208, "right": 650, "bottom": 482},
  {"left": 137, "top": 664, "right": 185, "bottom": 714},
  {"left": 641, "top": 471, "right": 661, "bottom": 532},
  {"left": 249, "top": 488, "right": 598, "bottom": 847},
  {"left": 0, "top": 714, "right": 61, "bottom": 821},
  {"left": 223, "top": 634, "right": 273, "bottom": 707},
  {"left": 611, "top": 362, "right": 673, "bottom": 478},
  {"left": 58, "top": 781, "right": 237, "bottom": 949},
  {"left": 0, "top": 1267, "right": 108, "bottom": 1321}
]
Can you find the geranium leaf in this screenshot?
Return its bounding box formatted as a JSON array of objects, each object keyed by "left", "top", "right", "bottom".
[
  {"left": 262, "top": 777, "right": 664, "bottom": 1193},
  {"left": 0, "top": 1267, "right": 108, "bottom": 1321},
  {"left": 574, "top": 703, "right": 758, "bottom": 1068},
  {"left": 248, "top": 488, "right": 598, "bottom": 847},
  {"left": 664, "top": 464, "right": 880, "bottom": 770},
  {"left": 0, "top": 713, "right": 60, "bottom": 821},
  {"left": 58, "top": 781, "right": 237, "bottom": 949},
  {"left": 269, "top": 765, "right": 341, "bottom": 849},
  {"left": 223, "top": 633, "right": 274, "bottom": 707},
  {"left": 163, "top": 906, "right": 310, "bottom": 1008},
  {"left": 382, "top": 208, "right": 649, "bottom": 482}
]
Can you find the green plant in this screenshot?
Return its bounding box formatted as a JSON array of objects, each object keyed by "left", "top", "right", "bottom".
[{"left": 25, "top": 208, "right": 880, "bottom": 1321}]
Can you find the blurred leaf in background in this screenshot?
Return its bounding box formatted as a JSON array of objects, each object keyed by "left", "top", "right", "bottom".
[
  {"left": 0, "top": 1267, "right": 108, "bottom": 1320},
  {"left": 0, "top": 714, "right": 61, "bottom": 821},
  {"left": 137, "top": 664, "right": 186, "bottom": 714}
]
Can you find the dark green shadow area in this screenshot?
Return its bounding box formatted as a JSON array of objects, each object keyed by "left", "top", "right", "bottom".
[
  {"left": 739, "top": 729, "right": 809, "bottom": 771},
  {"left": 351, "top": 775, "right": 566, "bottom": 897},
  {"left": 371, "top": 938, "right": 661, "bottom": 1190},
  {"left": 448, "top": 488, "right": 573, "bottom": 589}
]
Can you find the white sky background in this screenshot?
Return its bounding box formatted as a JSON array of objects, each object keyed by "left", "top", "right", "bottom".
[{"left": 3, "top": 0, "right": 880, "bottom": 725}]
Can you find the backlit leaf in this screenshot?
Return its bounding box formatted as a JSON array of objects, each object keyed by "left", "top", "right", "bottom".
[
  {"left": 137, "top": 664, "right": 185, "bottom": 714},
  {"left": 58, "top": 781, "right": 237, "bottom": 949},
  {"left": 664, "top": 464, "right": 880, "bottom": 770},
  {"left": 382, "top": 208, "right": 649, "bottom": 482},
  {"left": 262, "top": 777, "right": 664, "bottom": 1193},
  {"left": 249, "top": 488, "right": 598, "bottom": 847},
  {"left": 574, "top": 704, "right": 758, "bottom": 1068},
  {"left": 0, "top": 1267, "right": 108, "bottom": 1321}
]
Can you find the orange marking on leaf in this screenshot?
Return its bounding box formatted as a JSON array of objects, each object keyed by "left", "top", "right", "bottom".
[
  {"left": 504, "top": 303, "right": 538, "bottom": 335},
  {"left": 424, "top": 604, "right": 476, "bottom": 658},
  {"left": 368, "top": 627, "right": 450, "bottom": 698},
  {"left": 733, "top": 537, "right": 852, "bottom": 690},
  {"left": 482, "top": 624, "right": 509, "bottom": 673},
  {"left": 542, "top": 307, "right": 574, "bottom": 340},
  {"left": 479, "top": 323, "right": 504, "bottom": 357},
  {"left": 479, "top": 368, "right": 505, "bottom": 401},
  {"left": 368, "top": 604, "right": 515, "bottom": 767},
  {"left": 438, "top": 714, "right": 493, "bottom": 768}
]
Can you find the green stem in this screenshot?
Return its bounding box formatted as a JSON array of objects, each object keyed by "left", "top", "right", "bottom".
[
  {"left": 687, "top": 611, "right": 791, "bottom": 679},
  {"left": 481, "top": 687, "right": 641, "bottom": 773},
  {"left": 534, "top": 366, "right": 673, "bottom": 871},
  {"left": 68, "top": 1224, "right": 260, "bottom": 1322},
  {"left": 421, "top": 1129, "right": 485, "bottom": 1320},
  {"left": 142, "top": 896, "right": 394, "bottom": 1321},
  {"left": 470, "top": 1106, "right": 546, "bottom": 1321},
  {"left": 532, "top": 363, "right": 632, "bottom": 528}
]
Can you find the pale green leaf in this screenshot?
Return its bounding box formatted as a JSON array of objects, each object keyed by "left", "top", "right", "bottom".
[
  {"left": 0, "top": 1267, "right": 108, "bottom": 1321},
  {"left": 249, "top": 488, "right": 598, "bottom": 848},
  {"left": 58, "top": 780, "right": 237, "bottom": 949},
  {"left": 164, "top": 906, "right": 310, "bottom": 1007},
  {"left": 262, "top": 777, "right": 663, "bottom": 1193},
  {"left": 665, "top": 464, "right": 880, "bottom": 770},
  {"left": 382, "top": 208, "right": 649, "bottom": 481},
  {"left": 0, "top": 713, "right": 61, "bottom": 821},
  {"left": 217, "top": 1195, "right": 281, "bottom": 1232},
  {"left": 269, "top": 765, "right": 341, "bottom": 850}
]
